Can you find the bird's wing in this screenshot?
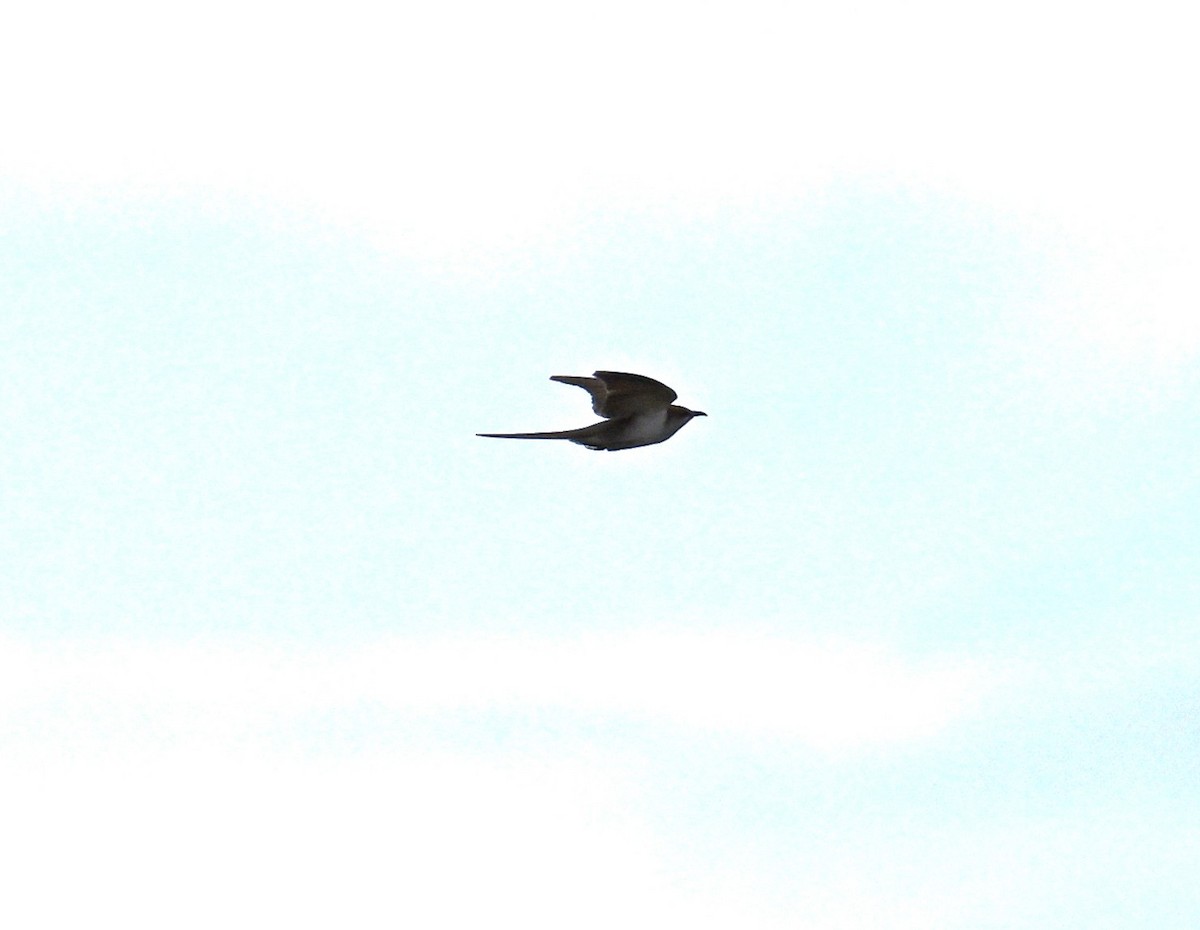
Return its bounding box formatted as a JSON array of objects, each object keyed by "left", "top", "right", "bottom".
[
  {"left": 591, "top": 371, "right": 677, "bottom": 417},
  {"left": 548, "top": 375, "right": 611, "bottom": 416},
  {"left": 551, "top": 371, "right": 677, "bottom": 418}
]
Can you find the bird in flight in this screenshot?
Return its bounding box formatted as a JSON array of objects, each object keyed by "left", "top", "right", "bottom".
[{"left": 478, "top": 371, "right": 707, "bottom": 451}]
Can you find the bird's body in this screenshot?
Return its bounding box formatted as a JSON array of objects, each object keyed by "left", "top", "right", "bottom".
[{"left": 478, "top": 371, "right": 706, "bottom": 451}]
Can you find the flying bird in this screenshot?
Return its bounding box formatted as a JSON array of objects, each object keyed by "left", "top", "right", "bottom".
[{"left": 478, "top": 371, "right": 707, "bottom": 451}]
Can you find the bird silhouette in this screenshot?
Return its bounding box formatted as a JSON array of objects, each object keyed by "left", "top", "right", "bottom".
[{"left": 478, "top": 371, "right": 707, "bottom": 451}]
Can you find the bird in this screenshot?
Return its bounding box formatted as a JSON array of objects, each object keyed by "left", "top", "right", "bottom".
[{"left": 477, "top": 371, "right": 707, "bottom": 451}]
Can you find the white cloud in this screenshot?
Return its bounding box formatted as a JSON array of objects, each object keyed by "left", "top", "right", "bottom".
[
  {"left": 7, "top": 0, "right": 1195, "bottom": 368},
  {"left": 1040, "top": 244, "right": 1200, "bottom": 367},
  {"left": 4, "top": 1, "right": 1195, "bottom": 251},
  {"left": 1006, "top": 229, "right": 1200, "bottom": 411},
  {"left": 0, "top": 749, "right": 703, "bottom": 929},
  {"left": 0, "top": 629, "right": 987, "bottom": 929},
  {"left": 1, "top": 631, "right": 986, "bottom": 753}
]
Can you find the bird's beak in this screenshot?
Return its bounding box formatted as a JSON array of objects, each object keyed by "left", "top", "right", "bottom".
[{"left": 694, "top": 411, "right": 708, "bottom": 417}]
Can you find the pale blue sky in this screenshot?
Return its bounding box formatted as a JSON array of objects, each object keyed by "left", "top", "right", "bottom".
[{"left": 3, "top": 1, "right": 1198, "bottom": 927}]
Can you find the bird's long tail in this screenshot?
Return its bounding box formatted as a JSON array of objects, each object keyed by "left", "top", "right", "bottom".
[{"left": 476, "top": 422, "right": 606, "bottom": 441}]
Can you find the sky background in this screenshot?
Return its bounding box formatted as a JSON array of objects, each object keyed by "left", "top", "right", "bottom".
[{"left": 2, "top": 1, "right": 1198, "bottom": 927}]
